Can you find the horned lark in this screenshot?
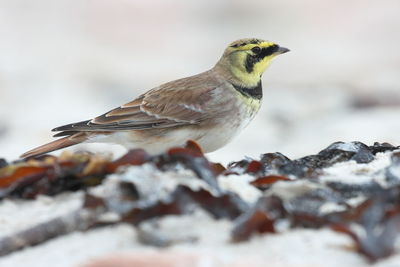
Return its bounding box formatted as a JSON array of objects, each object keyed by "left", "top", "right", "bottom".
[{"left": 21, "top": 38, "right": 289, "bottom": 158}]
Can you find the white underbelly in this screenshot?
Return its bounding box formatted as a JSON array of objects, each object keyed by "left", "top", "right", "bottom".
[
  {"left": 196, "top": 103, "right": 259, "bottom": 152},
  {"left": 86, "top": 98, "right": 260, "bottom": 154}
]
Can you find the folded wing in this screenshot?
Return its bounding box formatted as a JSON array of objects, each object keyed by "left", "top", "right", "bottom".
[{"left": 52, "top": 85, "right": 216, "bottom": 136}]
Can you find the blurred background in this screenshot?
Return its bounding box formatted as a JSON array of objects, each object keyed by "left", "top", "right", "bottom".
[{"left": 0, "top": 0, "right": 399, "bottom": 164}]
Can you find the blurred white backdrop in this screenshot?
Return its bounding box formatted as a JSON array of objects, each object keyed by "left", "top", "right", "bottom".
[{"left": 0, "top": 0, "right": 400, "bottom": 163}]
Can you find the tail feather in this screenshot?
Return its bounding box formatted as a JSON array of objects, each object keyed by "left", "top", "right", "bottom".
[{"left": 20, "top": 134, "right": 86, "bottom": 159}]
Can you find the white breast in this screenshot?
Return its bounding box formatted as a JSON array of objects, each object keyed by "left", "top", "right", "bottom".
[{"left": 195, "top": 96, "right": 261, "bottom": 153}]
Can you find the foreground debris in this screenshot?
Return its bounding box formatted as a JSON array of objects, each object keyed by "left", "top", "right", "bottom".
[{"left": 0, "top": 141, "right": 399, "bottom": 262}]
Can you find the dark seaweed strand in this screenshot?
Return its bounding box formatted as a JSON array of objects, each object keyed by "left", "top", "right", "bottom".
[
  {"left": 245, "top": 45, "right": 279, "bottom": 73},
  {"left": 231, "top": 81, "right": 262, "bottom": 100}
]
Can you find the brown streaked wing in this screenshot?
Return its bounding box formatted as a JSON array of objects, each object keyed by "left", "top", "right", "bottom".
[
  {"left": 91, "top": 85, "right": 215, "bottom": 127},
  {"left": 52, "top": 85, "right": 218, "bottom": 132},
  {"left": 52, "top": 68, "right": 223, "bottom": 133},
  {"left": 140, "top": 85, "right": 214, "bottom": 123}
]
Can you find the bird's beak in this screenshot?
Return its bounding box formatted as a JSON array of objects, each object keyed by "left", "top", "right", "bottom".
[{"left": 276, "top": 46, "right": 290, "bottom": 54}]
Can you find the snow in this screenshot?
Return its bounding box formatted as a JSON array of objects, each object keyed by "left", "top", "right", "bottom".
[
  {"left": 320, "top": 152, "right": 392, "bottom": 186},
  {"left": 218, "top": 174, "right": 261, "bottom": 203},
  {"left": 0, "top": 192, "right": 84, "bottom": 239},
  {"left": 1, "top": 150, "right": 400, "bottom": 266},
  {"left": 266, "top": 180, "right": 322, "bottom": 201},
  {"left": 0, "top": 224, "right": 140, "bottom": 267}
]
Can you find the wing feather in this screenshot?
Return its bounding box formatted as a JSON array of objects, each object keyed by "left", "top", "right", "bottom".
[{"left": 52, "top": 72, "right": 220, "bottom": 133}]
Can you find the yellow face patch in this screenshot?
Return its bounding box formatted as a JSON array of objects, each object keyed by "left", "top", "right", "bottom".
[{"left": 223, "top": 39, "right": 282, "bottom": 87}]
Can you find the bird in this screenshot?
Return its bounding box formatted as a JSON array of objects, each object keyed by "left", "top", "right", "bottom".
[{"left": 21, "top": 38, "right": 289, "bottom": 158}]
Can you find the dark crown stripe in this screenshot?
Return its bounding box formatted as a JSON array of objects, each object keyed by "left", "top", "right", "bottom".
[
  {"left": 230, "top": 39, "right": 262, "bottom": 48},
  {"left": 245, "top": 44, "right": 279, "bottom": 73},
  {"left": 231, "top": 81, "right": 262, "bottom": 100}
]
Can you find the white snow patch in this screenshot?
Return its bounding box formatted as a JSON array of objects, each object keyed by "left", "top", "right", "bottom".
[
  {"left": 0, "top": 224, "right": 142, "bottom": 267},
  {"left": 266, "top": 180, "right": 323, "bottom": 201},
  {"left": 0, "top": 192, "right": 84, "bottom": 239},
  {"left": 320, "top": 151, "right": 393, "bottom": 186},
  {"left": 218, "top": 174, "right": 262, "bottom": 203},
  {"left": 346, "top": 195, "right": 367, "bottom": 207},
  {"left": 329, "top": 142, "right": 360, "bottom": 152},
  {"left": 319, "top": 202, "right": 347, "bottom": 214}
]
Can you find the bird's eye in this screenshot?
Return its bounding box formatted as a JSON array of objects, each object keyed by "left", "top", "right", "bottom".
[{"left": 251, "top": 46, "right": 261, "bottom": 54}]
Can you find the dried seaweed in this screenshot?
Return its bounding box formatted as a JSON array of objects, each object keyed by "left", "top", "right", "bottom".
[
  {"left": 232, "top": 196, "right": 284, "bottom": 242},
  {"left": 369, "top": 142, "right": 399, "bottom": 155},
  {"left": 0, "top": 154, "right": 107, "bottom": 199},
  {"left": 325, "top": 181, "right": 384, "bottom": 199},
  {"left": 231, "top": 181, "right": 400, "bottom": 262},
  {"left": 0, "top": 140, "right": 221, "bottom": 199},
  {"left": 226, "top": 142, "right": 399, "bottom": 179},
  {"left": 114, "top": 185, "right": 248, "bottom": 225},
  {"left": 154, "top": 147, "right": 221, "bottom": 193},
  {"left": 1, "top": 141, "right": 400, "bottom": 262},
  {"left": 105, "top": 149, "right": 149, "bottom": 173},
  {"left": 0, "top": 158, "right": 8, "bottom": 168},
  {"left": 330, "top": 188, "right": 400, "bottom": 262},
  {"left": 250, "top": 175, "right": 291, "bottom": 190}
]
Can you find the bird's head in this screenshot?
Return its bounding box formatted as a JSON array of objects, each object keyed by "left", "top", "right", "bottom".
[{"left": 217, "top": 38, "right": 289, "bottom": 87}]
